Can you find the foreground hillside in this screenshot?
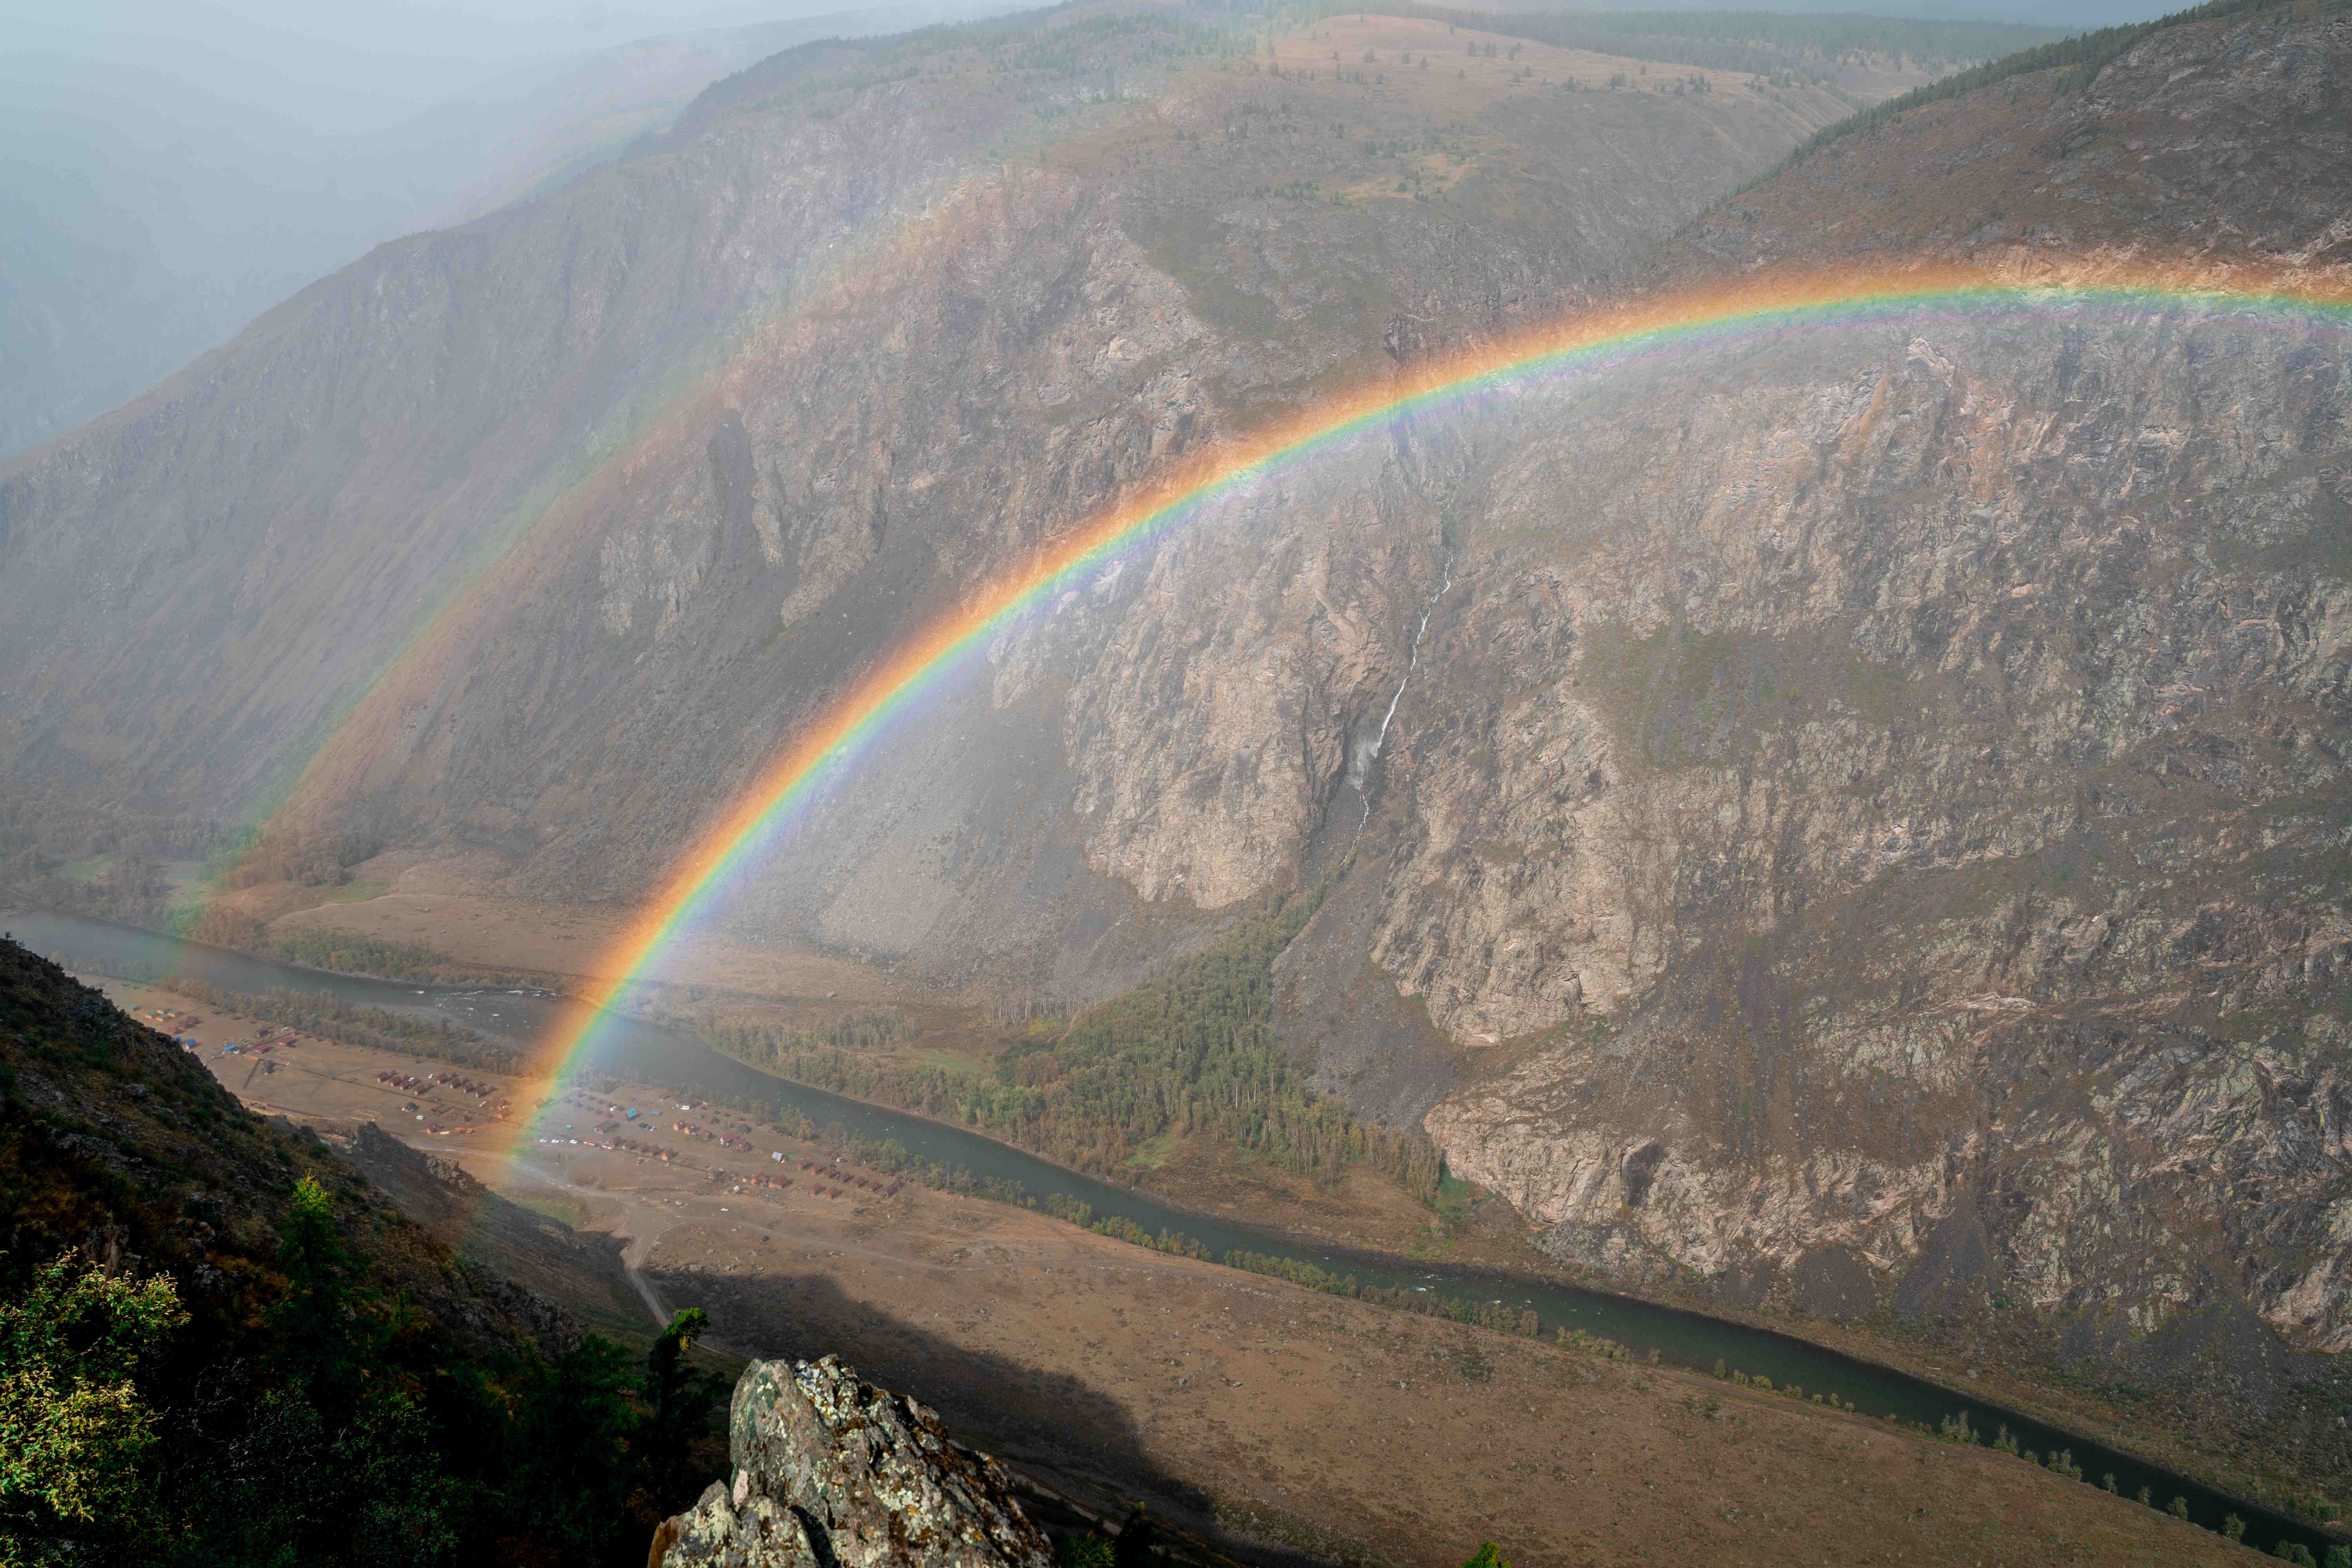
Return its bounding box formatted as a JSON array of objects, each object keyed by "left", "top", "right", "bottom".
[{"left": 0, "top": 937, "right": 740, "bottom": 1562}]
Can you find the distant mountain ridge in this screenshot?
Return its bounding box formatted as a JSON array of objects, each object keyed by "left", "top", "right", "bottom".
[{"left": 0, "top": 2, "right": 1013, "bottom": 464}]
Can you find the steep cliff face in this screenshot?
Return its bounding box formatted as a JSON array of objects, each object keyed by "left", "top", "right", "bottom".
[
  {"left": 0, "top": 8, "right": 1844, "bottom": 990},
  {"left": 1401, "top": 297, "right": 2349, "bottom": 1348},
  {"left": 1374, "top": 11, "right": 2352, "bottom": 1376}
]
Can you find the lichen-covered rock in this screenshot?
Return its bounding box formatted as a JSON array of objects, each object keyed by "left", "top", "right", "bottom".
[{"left": 655, "top": 1356, "right": 1053, "bottom": 1568}]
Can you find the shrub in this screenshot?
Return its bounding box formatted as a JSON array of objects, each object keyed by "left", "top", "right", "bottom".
[
  {"left": 0, "top": 1251, "right": 186, "bottom": 1552},
  {"left": 2276, "top": 1545, "right": 2318, "bottom": 1567},
  {"left": 2168, "top": 1496, "right": 2190, "bottom": 1520},
  {"left": 2225, "top": 1516, "right": 2247, "bottom": 1542}
]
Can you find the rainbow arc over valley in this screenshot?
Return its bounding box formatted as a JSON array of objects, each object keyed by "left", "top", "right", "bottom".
[{"left": 515, "top": 255, "right": 2352, "bottom": 1125}]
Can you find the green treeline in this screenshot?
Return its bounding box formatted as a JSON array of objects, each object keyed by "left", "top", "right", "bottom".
[
  {"left": 698, "top": 1009, "right": 918, "bottom": 1059},
  {"left": 1035, "top": 1194, "right": 1212, "bottom": 1259},
  {"left": 780, "top": 1124, "right": 1662, "bottom": 1363},
  {"left": 146, "top": 974, "right": 514, "bottom": 1071},
  {"left": 775, "top": 1124, "right": 1551, "bottom": 1338},
  {"left": 269, "top": 928, "right": 534, "bottom": 986},
  {"left": 207, "top": 829, "right": 376, "bottom": 892},
  {"left": 1220, "top": 1250, "right": 1546, "bottom": 1338},
  {"left": 704, "top": 889, "right": 1443, "bottom": 1200},
  {"left": 756, "top": 1122, "right": 1210, "bottom": 1259}
]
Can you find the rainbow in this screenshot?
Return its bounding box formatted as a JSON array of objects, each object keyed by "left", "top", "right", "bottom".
[
  {"left": 481, "top": 256, "right": 2351, "bottom": 1117},
  {"left": 169, "top": 155, "right": 1076, "bottom": 938}
]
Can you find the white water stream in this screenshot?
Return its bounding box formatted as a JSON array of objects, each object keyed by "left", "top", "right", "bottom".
[{"left": 1351, "top": 556, "right": 1452, "bottom": 837}]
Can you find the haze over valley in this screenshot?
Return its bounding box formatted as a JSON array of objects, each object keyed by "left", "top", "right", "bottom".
[{"left": 3, "top": 1, "right": 2349, "bottom": 1564}]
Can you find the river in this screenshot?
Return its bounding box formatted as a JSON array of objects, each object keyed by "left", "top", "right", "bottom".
[{"left": 4, "top": 906, "right": 2329, "bottom": 1557}]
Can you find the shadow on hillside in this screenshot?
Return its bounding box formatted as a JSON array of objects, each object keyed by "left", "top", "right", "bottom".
[
  {"left": 646, "top": 1265, "right": 1338, "bottom": 1568},
  {"left": 333, "top": 1121, "right": 654, "bottom": 1343}
]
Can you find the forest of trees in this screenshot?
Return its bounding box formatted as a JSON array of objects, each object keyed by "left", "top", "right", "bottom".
[
  {"left": 267, "top": 929, "right": 537, "bottom": 987},
  {"left": 158, "top": 975, "right": 516, "bottom": 1071},
  {"left": 1, "top": 1192, "right": 728, "bottom": 1566},
  {"left": 205, "top": 829, "right": 378, "bottom": 892},
  {"left": 697, "top": 1009, "right": 919, "bottom": 1060},
  {"left": 701, "top": 890, "right": 1445, "bottom": 1202}
]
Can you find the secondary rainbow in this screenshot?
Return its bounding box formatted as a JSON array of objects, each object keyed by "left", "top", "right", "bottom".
[{"left": 528, "top": 258, "right": 2352, "bottom": 1098}]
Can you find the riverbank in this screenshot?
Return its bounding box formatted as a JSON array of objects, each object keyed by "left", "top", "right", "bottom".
[
  {"left": 114, "top": 969, "right": 2260, "bottom": 1568},
  {"left": 697, "top": 1038, "right": 2348, "bottom": 1553},
  {"left": 21, "top": 906, "right": 2337, "bottom": 1557}
]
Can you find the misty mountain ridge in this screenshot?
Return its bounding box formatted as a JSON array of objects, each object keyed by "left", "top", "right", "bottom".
[{"left": 0, "top": 0, "right": 1019, "bottom": 463}]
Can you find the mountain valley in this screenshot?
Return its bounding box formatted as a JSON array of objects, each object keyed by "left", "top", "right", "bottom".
[{"left": 5, "top": 0, "right": 2352, "bottom": 1559}]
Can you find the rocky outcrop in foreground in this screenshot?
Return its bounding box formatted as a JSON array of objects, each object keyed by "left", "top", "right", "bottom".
[{"left": 653, "top": 1356, "right": 1053, "bottom": 1568}]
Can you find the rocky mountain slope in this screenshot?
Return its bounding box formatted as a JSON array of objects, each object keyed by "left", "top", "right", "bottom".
[
  {"left": 0, "top": 5, "right": 1853, "bottom": 967},
  {"left": 0, "top": 936, "right": 577, "bottom": 1364},
  {"left": 3, "top": 0, "right": 2349, "bottom": 1509},
  {"left": 1369, "top": 0, "right": 2352, "bottom": 1497}
]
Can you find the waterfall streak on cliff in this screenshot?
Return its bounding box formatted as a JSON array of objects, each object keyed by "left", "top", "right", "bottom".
[{"left": 1356, "top": 558, "right": 1452, "bottom": 837}]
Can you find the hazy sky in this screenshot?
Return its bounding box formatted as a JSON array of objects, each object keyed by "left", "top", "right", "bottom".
[
  {"left": 2, "top": 0, "right": 2197, "bottom": 132},
  {"left": 0, "top": 1, "right": 888, "bottom": 132}
]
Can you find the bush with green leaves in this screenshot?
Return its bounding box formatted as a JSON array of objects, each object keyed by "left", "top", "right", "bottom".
[
  {"left": 0, "top": 1250, "right": 186, "bottom": 1555},
  {"left": 0, "top": 1212, "right": 729, "bottom": 1566}
]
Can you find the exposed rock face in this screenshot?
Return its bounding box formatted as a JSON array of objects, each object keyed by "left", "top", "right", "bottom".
[
  {"left": 1389, "top": 11, "right": 2352, "bottom": 1370},
  {"left": 655, "top": 1356, "right": 1052, "bottom": 1568},
  {"left": 0, "top": 13, "right": 1847, "bottom": 995},
  {"left": 1407, "top": 283, "right": 2352, "bottom": 1356}
]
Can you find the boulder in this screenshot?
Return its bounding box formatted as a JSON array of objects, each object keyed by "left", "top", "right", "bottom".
[{"left": 653, "top": 1355, "right": 1053, "bottom": 1568}]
